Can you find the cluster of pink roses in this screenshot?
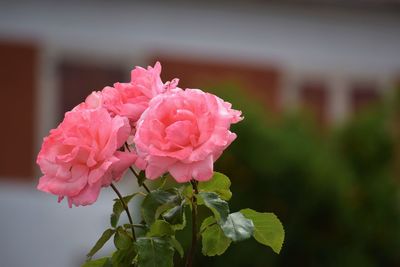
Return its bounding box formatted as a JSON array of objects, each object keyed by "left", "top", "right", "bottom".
[{"left": 37, "top": 62, "right": 242, "bottom": 207}]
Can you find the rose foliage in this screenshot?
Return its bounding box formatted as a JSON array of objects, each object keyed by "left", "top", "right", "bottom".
[{"left": 36, "top": 62, "right": 284, "bottom": 267}]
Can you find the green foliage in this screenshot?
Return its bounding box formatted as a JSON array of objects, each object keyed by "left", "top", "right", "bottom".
[
  {"left": 198, "top": 84, "right": 400, "bottom": 267},
  {"left": 82, "top": 257, "right": 112, "bottom": 267},
  {"left": 136, "top": 237, "right": 175, "bottom": 267},
  {"left": 111, "top": 245, "right": 136, "bottom": 267},
  {"left": 198, "top": 192, "right": 229, "bottom": 222},
  {"left": 241, "top": 208, "right": 285, "bottom": 253},
  {"left": 220, "top": 212, "right": 254, "bottom": 242},
  {"left": 86, "top": 229, "right": 115, "bottom": 260},
  {"left": 114, "top": 227, "right": 132, "bottom": 250},
  {"left": 198, "top": 172, "right": 232, "bottom": 201},
  {"left": 169, "top": 236, "right": 184, "bottom": 258},
  {"left": 141, "top": 189, "right": 182, "bottom": 225},
  {"left": 111, "top": 194, "right": 138, "bottom": 228},
  {"left": 162, "top": 203, "right": 186, "bottom": 230},
  {"left": 147, "top": 220, "right": 174, "bottom": 237},
  {"left": 201, "top": 216, "right": 231, "bottom": 256},
  {"left": 84, "top": 168, "right": 285, "bottom": 267}
]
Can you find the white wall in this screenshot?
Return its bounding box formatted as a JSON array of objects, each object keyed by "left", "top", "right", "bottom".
[
  {"left": 0, "top": 1, "right": 399, "bottom": 74},
  {"left": 0, "top": 178, "right": 141, "bottom": 267},
  {"left": 1, "top": 1, "right": 399, "bottom": 128}
]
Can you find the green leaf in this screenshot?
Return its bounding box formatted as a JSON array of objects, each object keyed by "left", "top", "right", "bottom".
[
  {"left": 141, "top": 189, "right": 181, "bottom": 225},
  {"left": 114, "top": 227, "right": 132, "bottom": 250},
  {"left": 162, "top": 202, "right": 186, "bottom": 230},
  {"left": 110, "top": 214, "right": 119, "bottom": 228},
  {"left": 113, "top": 193, "right": 138, "bottom": 211},
  {"left": 169, "top": 236, "right": 184, "bottom": 258},
  {"left": 201, "top": 216, "right": 231, "bottom": 256},
  {"left": 198, "top": 172, "right": 232, "bottom": 201},
  {"left": 147, "top": 220, "right": 174, "bottom": 237},
  {"left": 111, "top": 193, "right": 139, "bottom": 228},
  {"left": 87, "top": 229, "right": 115, "bottom": 259},
  {"left": 221, "top": 212, "right": 254, "bottom": 242},
  {"left": 122, "top": 223, "right": 147, "bottom": 232},
  {"left": 111, "top": 245, "right": 136, "bottom": 267},
  {"left": 198, "top": 192, "right": 229, "bottom": 222},
  {"left": 81, "top": 257, "right": 112, "bottom": 267},
  {"left": 136, "top": 237, "right": 174, "bottom": 267},
  {"left": 240, "top": 209, "right": 285, "bottom": 254},
  {"left": 200, "top": 216, "right": 217, "bottom": 232},
  {"left": 154, "top": 202, "right": 176, "bottom": 220}
]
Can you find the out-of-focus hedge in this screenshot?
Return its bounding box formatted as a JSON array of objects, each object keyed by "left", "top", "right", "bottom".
[{"left": 193, "top": 84, "right": 400, "bottom": 267}]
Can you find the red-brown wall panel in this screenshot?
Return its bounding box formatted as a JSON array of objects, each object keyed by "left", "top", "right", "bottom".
[
  {"left": 156, "top": 57, "right": 281, "bottom": 114},
  {"left": 0, "top": 41, "right": 37, "bottom": 179},
  {"left": 58, "top": 61, "right": 126, "bottom": 120},
  {"left": 300, "top": 81, "right": 329, "bottom": 127}
]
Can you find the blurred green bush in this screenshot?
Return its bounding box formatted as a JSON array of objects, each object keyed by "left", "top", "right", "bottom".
[{"left": 192, "top": 84, "right": 400, "bottom": 267}]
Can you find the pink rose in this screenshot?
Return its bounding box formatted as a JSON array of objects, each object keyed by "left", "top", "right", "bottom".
[
  {"left": 134, "top": 89, "right": 243, "bottom": 183},
  {"left": 92, "top": 62, "right": 179, "bottom": 125},
  {"left": 37, "top": 107, "right": 137, "bottom": 207}
]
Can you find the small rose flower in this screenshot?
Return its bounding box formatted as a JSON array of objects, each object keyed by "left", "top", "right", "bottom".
[
  {"left": 90, "top": 62, "right": 179, "bottom": 125},
  {"left": 134, "top": 89, "right": 243, "bottom": 183},
  {"left": 37, "top": 106, "right": 137, "bottom": 207}
]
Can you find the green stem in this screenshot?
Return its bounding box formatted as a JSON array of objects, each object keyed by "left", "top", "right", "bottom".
[
  {"left": 185, "top": 180, "right": 199, "bottom": 267},
  {"left": 110, "top": 183, "right": 136, "bottom": 242},
  {"left": 128, "top": 166, "right": 151, "bottom": 193},
  {"left": 125, "top": 143, "right": 151, "bottom": 193}
]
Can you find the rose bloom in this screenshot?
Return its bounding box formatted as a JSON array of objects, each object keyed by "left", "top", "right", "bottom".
[
  {"left": 37, "top": 107, "right": 137, "bottom": 207},
  {"left": 93, "top": 62, "right": 179, "bottom": 125},
  {"left": 134, "top": 89, "right": 243, "bottom": 183}
]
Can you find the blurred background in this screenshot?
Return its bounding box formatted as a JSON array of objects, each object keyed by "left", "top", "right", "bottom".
[{"left": 1, "top": 0, "right": 400, "bottom": 266}]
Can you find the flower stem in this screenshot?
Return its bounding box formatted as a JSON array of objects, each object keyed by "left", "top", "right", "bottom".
[
  {"left": 185, "top": 180, "right": 199, "bottom": 267},
  {"left": 128, "top": 166, "right": 151, "bottom": 193},
  {"left": 124, "top": 142, "right": 151, "bottom": 193},
  {"left": 110, "top": 183, "right": 136, "bottom": 242}
]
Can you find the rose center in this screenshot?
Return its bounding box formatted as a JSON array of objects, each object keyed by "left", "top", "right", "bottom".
[{"left": 165, "top": 120, "right": 195, "bottom": 147}]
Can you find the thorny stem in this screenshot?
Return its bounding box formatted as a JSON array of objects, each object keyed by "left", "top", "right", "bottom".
[
  {"left": 110, "top": 183, "right": 136, "bottom": 242},
  {"left": 185, "top": 180, "right": 199, "bottom": 267},
  {"left": 124, "top": 143, "right": 151, "bottom": 193}
]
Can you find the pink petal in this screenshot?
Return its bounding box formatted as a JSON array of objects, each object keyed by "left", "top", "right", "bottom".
[
  {"left": 191, "top": 155, "right": 214, "bottom": 181},
  {"left": 88, "top": 160, "right": 113, "bottom": 185},
  {"left": 168, "top": 162, "right": 193, "bottom": 183},
  {"left": 145, "top": 156, "right": 176, "bottom": 179},
  {"left": 111, "top": 151, "right": 138, "bottom": 182},
  {"left": 68, "top": 181, "right": 102, "bottom": 207}
]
